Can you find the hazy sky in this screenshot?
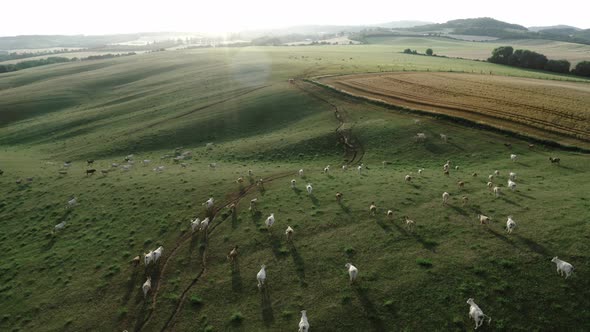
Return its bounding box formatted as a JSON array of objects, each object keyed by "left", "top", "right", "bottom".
[{"left": 2, "top": 0, "right": 589, "bottom": 36}]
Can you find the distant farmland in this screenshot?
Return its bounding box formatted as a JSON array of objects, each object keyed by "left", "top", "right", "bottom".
[{"left": 319, "top": 72, "right": 590, "bottom": 149}]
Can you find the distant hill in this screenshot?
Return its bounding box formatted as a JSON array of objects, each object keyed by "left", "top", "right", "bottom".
[
  {"left": 529, "top": 25, "right": 581, "bottom": 32},
  {"left": 0, "top": 34, "right": 141, "bottom": 50},
  {"left": 355, "top": 17, "right": 590, "bottom": 45},
  {"left": 408, "top": 17, "right": 529, "bottom": 38},
  {"left": 374, "top": 20, "right": 433, "bottom": 29}
]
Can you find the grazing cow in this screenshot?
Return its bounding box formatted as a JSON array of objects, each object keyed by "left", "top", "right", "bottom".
[
  {"left": 369, "top": 202, "right": 377, "bottom": 216},
  {"left": 336, "top": 192, "right": 343, "bottom": 202},
  {"left": 404, "top": 216, "right": 415, "bottom": 231},
  {"left": 153, "top": 246, "right": 164, "bottom": 263},
  {"left": 440, "top": 133, "right": 448, "bottom": 142},
  {"left": 298, "top": 310, "right": 310, "bottom": 332},
  {"left": 549, "top": 157, "right": 560, "bottom": 165},
  {"left": 67, "top": 197, "right": 77, "bottom": 208},
  {"left": 54, "top": 221, "right": 67, "bottom": 232},
  {"left": 190, "top": 218, "right": 201, "bottom": 232},
  {"left": 462, "top": 196, "right": 469, "bottom": 206},
  {"left": 144, "top": 250, "right": 154, "bottom": 266},
  {"left": 142, "top": 277, "right": 152, "bottom": 298},
  {"left": 257, "top": 265, "right": 266, "bottom": 290},
  {"left": 458, "top": 181, "right": 465, "bottom": 189},
  {"left": 249, "top": 198, "right": 258, "bottom": 213},
  {"left": 510, "top": 154, "right": 518, "bottom": 162},
  {"left": 505, "top": 216, "right": 516, "bottom": 234},
  {"left": 415, "top": 133, "right": 426, "bottom": 142},
  {"left": 345, "top": 263, "right": 358, "bottom": 284},
  {"left": 227, "top": 245, "right": 238, "bottom": 262},
  {"left": 442, "top": 192, "right": 450, "bottom": 205},
  {"left": 130, "top": 256, "right": 140, "bottom": 267},
  {"left": 265, "top": 213, "right": 275, "bottom": 229},
  {"left": 551, "top": 257, "right": 574, "bottom": 279},
  {"left": 285, "top": 226, "right": 294, "bottom": 242},
  {"left": 477, "top": 214, "right": 491, "bottom": 225},
  {"left": 306, "top": 183, "right": 313, "bottom": 195},
  {"left": 466, "top": 298, "right": 491, "bottom": 329},
  {"left": 87, "top": 160, "right": 94, "bottom": 165},
  {"left": 86, "top": 169, "right": 96, "bottom": 176}
]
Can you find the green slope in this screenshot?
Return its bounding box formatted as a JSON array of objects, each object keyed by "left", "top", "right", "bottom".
[{"left": 0, "top": 46, "right": 589, "bottom": 332}]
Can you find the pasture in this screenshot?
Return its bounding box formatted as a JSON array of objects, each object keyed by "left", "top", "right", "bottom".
[{"left": 0, "top": 45, "right": 589, "bottom": 331}]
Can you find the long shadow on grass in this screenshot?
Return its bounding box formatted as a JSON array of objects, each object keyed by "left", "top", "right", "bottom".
[
  {"left": 231, "top": 260, "right": 243, "bottom": 293},
  {"left": 354, "top": 286, "right": 386, "bottom": 332},
  {"left": 122, "top": 267, "right": 141, "bottom": 304},
  {"left": 309, "top": 194, "right": 319, "bottom": 206},
  {"left": 267, "top": 231, "right": 287, "bottom": 260},
  {"left": 514, "top": 191, "right": 536, "bottom": 200},
  {"left": 339, "top": 202, "right": 351, "bottom": 214},
  {"left": 485, "top": 228, "right": 519, "bottom": 249},
  {"left": 42, "top": 236, "right": 57, "bottom": 251},
  {"left": 514, "top": 234, "right": 550, "bottom": 256},
  {"left": 292, "top": 187, "right": 302, "bottom": 196},
  {"left": 231, "top": 211, "right": 238, "bottom": 229},
  {"left": 450, "top": 205, "right": 469, "bottom": 216},
  {"left": 392, "top": 222, "right": 438, "bottom": 252},
  {"left": 499, "top": 196, "right": 521, "bottom": 207},
  {"left": 251, "top": 211, "right": 262, "bottom": 227},
  {"left": 189, "top": 233, "right": 199, "bottom": 256},
  {"left": 260, "top": 286, "right": 274, "bottom": 325},
  {"left": 375, "top": 217, "right": 392, "bottom": 233},
  {"left": 288, "top": 242, "right": 306, "bottom": 286}
]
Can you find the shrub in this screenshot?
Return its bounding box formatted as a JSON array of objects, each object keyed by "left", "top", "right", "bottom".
[
  {"left": 230, "top": 312, "right": 244, "bottom": 324},
  {"left": 416, "top": 258, "right": 433, "bottom": 268},
  {"left": 426, "top": 48, "right": 433, "bottom": 56}
]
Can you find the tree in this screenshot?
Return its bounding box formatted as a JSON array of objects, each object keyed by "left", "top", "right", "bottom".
[
  {"left": 403, "top": 48, "right": 412, "bottom": 54},
  {"left": 544, "top": 59, "right": 571, "bottom": 74},
  {"left": 426, "top": 48, "right": 433, "bottom": 56},
  {"left": 488, "top": 46, "right": 513, "bottom": 64},
  {"left": 572, "top": 61, "right": 590, "bottom": 77}
]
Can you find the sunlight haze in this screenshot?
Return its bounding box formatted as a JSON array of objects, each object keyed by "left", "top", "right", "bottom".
[{"left": 2, "top": 0, "right": 589, "bottom": 36}]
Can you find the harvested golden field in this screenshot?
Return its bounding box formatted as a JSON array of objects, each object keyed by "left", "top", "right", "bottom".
[{"left": 319, "top": 72, "right": 590, "bottom": 149}]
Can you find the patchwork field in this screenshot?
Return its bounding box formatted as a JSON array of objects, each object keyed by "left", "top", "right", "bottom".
[
  {"left": 319, "top": 72, "right": 590, "bottom": 149},
  {"left": 1, "top": 45, "right": 589, "bottom": 332},
  {"left": 365, "top": 36, "right": 590, "bottom": 66}
]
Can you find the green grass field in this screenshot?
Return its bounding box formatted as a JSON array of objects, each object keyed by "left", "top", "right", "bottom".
[{"left": 0, "top": 45, "right": 589, "bottom": 331}]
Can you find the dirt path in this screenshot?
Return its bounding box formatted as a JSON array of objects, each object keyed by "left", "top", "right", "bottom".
[
  {"left": 292, "top": 80, "right": 365, "bottom": 165},
  {"left": 134, "top": 79, "right": 364, "bottom": 331}
]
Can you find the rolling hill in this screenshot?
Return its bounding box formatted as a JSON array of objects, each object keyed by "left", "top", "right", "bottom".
[{"left": 0, "top": 45, "right": 589, "bottom": 332}]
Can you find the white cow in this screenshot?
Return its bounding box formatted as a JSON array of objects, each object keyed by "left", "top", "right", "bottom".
[
  {"left": 190, "top": 218, "right": 201, "bottom": 232},
  {"left": 257, "top": 264, "right": 266, "bottom": 290},
  {"left": 306, "top": 183, "right": 313, "bottom": 195},
  {"left": 345, "top": 263, "right": 358, "bottom": 284},
  {"left": 466, "top": 298, "right": 491, "bottom": 329},
  {"left": 551, "top": 257, "right": 575, "bottom": 279},
  {"left": 298, "top": 310, "right": 310, "bottom": 332},
  {"left": 153, "top": 246, "right": 163, "bottom": 263},
  {"left": 265, "top": 213, "right": 275, "bottom": 228},
  {"left": 142, "top": 276, "right": 152, "bottom": 298},
  {"left": 506, "top": 216, "right": 516, "bottom": 234}
]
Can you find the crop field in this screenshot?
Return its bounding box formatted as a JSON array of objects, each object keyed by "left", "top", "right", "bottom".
[
  {"left": 365, "top": 36, "right": 590, "bottom": 66},
  {"left": 1, "top": 45, "right": 590, "bottom": 332},
  {"left": 319, "top": 72, "right": 590, "bottom": 149}
]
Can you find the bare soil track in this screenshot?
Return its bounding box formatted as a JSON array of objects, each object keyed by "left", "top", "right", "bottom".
[
  {"left": 133, "top": 80, "right": 364, "bottom": 331},
  {"left": 320, "top": 72, "right": 590, "bottom": 149}
]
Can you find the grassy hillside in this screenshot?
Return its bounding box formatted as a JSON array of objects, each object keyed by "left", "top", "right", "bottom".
[{"left": 0, "top": 46, "right": 589, "bottom": 332}]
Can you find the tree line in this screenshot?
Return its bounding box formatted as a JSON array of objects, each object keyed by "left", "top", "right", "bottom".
[
  {"left": 0, "top": 52, "right": 136, "bottom": 73},
  {"left": 488, "top": 46, "right": 590, "bottom": 77}
]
